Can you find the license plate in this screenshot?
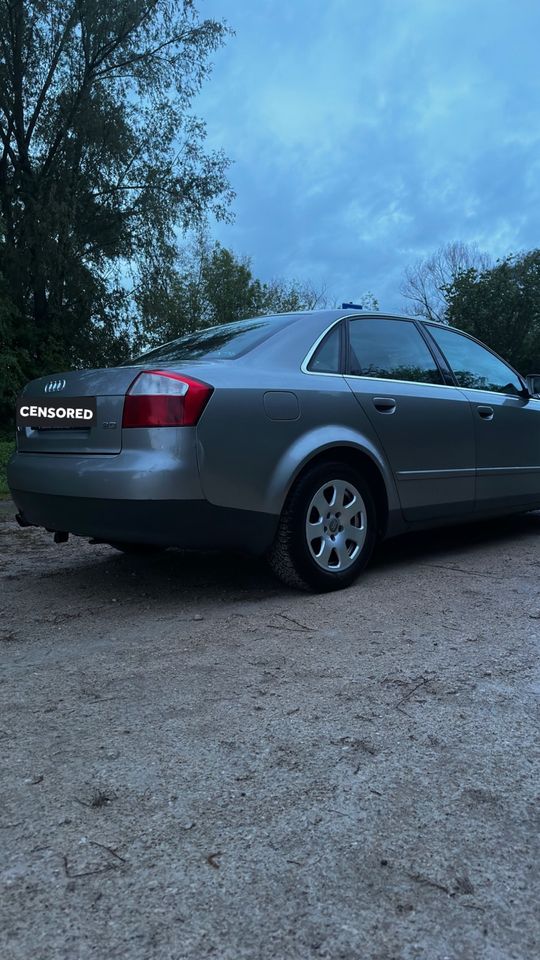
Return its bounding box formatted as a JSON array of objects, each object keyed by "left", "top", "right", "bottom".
[{"left": 16, "top": 397, "right": 97, "bottom": 429}]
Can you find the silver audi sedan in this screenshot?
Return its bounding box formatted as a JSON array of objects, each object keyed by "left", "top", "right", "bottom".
[{"left": 8, "top": 309, "right": 540, "bottom": 591}]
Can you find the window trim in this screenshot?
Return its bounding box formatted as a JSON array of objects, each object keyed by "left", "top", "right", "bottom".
[
  {"left": 415, "top": 321, "right": 456, "bottom": 385},
  {"left": 422, "top": 322, "right": 528, "bottom": 397},
  {"left": 343, "top": 373, "right": 464, "bottom": 390}
]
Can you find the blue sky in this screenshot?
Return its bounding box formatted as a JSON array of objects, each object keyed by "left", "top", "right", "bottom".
[{"left": 195, "top": 0, "right": 540, "bottom": 312}]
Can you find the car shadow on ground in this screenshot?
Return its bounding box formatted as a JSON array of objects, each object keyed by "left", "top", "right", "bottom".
[
  {"left": 23, "top": 510, "right": 539, "bottom": 611},
  {"left": 371, "top": 510, "right": 540, "bottom": 572},
  {"left": 4, "top": 499, "right": 539, "bottom": 610}
]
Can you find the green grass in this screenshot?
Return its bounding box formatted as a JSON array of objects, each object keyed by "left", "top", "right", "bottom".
[{"left": 0, "top": 439, "right": 15, "bottom": 498}]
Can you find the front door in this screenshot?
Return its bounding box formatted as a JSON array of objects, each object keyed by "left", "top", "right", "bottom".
[{"left": 426, "top": 323, "right": 540, "bottom": 511}]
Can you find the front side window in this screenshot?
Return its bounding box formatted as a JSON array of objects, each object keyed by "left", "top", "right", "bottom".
[
  {"left": 347, "top": 318, "right": 443, "bottom": 385},
  {"left": 428, "top": 325, "right": 523, "bottom": 395}
]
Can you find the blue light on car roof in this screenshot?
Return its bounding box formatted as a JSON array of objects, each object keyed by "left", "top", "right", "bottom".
[{"left": 342, "top": 302, "right": 363, "bottom": 309}]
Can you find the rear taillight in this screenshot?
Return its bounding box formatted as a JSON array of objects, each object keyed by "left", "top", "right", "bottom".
[{"left": 122, "top": 370, "right": 213, "bottom": 428}]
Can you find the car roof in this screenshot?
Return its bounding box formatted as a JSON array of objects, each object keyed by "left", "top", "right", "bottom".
[
  {"left": 265, "top": 308, "right": 466, "bottom": 337},
  {"left": 257, "top": 308, "right": 426, "bottom": 325},
  {"left": 261, "top": 309, "right": 411, "bottom": 322}
]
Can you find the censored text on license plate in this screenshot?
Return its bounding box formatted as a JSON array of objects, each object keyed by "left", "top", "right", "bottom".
[{"left": 16, "top": 398, "right": 97, "bottom": 429}]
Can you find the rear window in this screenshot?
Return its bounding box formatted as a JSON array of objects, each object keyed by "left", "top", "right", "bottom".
[{"left": 128, "top": 315, "right": 294, "bottom": 364}]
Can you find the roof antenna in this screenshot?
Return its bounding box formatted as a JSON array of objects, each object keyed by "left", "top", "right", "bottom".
[{"left": 342, "top": 302, "right": 363, "bottom": 309}]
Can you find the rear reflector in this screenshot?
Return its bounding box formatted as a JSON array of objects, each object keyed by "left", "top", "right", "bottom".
[{"left": 122, "top": 370, "right": 213, "bottom": 428}]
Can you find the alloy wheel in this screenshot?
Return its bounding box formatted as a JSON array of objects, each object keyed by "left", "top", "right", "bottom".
[{"left": 305, "top": 478, "right": 367, "bottom": 572}]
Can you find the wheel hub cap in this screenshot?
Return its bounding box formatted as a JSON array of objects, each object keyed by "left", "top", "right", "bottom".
[{"left": 305, "top": 478, "right": 367, "bottom": 572}]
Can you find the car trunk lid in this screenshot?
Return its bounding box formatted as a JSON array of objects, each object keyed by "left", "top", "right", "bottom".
[{"left": 17, "top": 367, "right": 141, "bottom": 455}]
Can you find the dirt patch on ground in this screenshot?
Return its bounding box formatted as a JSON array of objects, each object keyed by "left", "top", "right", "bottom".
[{"left": 1, "top": 501, "right": 539, "bottom": 959}]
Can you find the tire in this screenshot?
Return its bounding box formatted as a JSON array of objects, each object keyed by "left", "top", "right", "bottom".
[
  {"left": 107, "top": 542, "right": 166, "bottom": 555},
  {"left": 267, "top": 461, "right": 377, "bottom": 592}
]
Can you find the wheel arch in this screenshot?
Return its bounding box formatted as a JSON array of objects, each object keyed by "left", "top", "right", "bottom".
[{"left": 265, "top": 430, "right": 395, "bottom": 539}]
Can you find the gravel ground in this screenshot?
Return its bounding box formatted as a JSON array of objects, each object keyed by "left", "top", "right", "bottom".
[{"left": 0, "top": 499, "right": 539, "bottom": 960}]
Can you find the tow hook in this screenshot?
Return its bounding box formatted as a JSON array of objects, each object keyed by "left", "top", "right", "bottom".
[{"left": 53, "top": 531, "right": 69, "bottom": 544}]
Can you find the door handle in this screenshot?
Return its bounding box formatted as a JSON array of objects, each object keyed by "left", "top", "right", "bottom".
[
  {"left": 373, "top": 396, "right": 396, "bottom": 414},
  {"left": 477, "top": 405, "right": 494, "bottom": 420}
]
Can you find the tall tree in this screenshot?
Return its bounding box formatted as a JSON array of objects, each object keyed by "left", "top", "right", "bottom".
[
  {"left": 401, "top": 240, "right": 491, "bottom": 321},
  {"left": 135, "top": 238, "right": 328, "bottom": 349},
  {"left": 0, "top": 250, "right": 22, "bottom": 425},
  {"left": 0, "top": 0, "right": 232, "bottom": 382},
  {"left": 444, "top": 250, "right": 540, "bottom": 373}
]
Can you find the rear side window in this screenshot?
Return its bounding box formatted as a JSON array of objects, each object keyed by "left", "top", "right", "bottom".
[
  {"left": 129, "top": 315, "right": 294, "bottom": 364},
  {"left": 307, "top": 324, "right": 341, "bottom": 373},
  {"left": 348, "top": 318, "right": 443, "bottom": 385},
  {"left": 427, "top": 325, "right": 524, "bottom": 395}
]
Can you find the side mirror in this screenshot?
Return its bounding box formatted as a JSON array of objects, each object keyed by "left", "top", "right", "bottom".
[{"left": 526, "top": 374, "right": 540, "bottom": 397}]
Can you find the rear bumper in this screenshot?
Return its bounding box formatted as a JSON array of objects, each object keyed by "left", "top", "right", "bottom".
[
  {"left": 10, "top": 489, "right": 278, "bottom": 554},
  {"left": 7, "top": 432, "right": 203, "bottom": 501},
  {"left": 7, "top": 443, "right": 279, "bottom": 553}
]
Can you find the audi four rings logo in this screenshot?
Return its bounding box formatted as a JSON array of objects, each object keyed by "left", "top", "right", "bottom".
[{"left": 44, "top": 379, "right": 66, "bottom": 393}]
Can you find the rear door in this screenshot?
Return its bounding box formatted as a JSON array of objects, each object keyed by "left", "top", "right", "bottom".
[
  {"left": 344, "top": 317, "right": 476, "bottom": 522},
  {"left": 426, "top": 323, "right": 540, "bottom": 511}
]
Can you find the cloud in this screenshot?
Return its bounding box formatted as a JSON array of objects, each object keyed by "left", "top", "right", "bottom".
[{"left": 195, "top": 0, "right": 540, "bottom": 311}]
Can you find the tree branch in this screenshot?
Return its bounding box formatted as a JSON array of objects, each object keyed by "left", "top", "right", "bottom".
[
  {"left": 94, "top": 31, "right": 192, "bottom": 79},
  {"left": 25, "top": 6, "right": 79, "bottom": 147},
  {"left": 0, "top": 117, "right": 17, "bottom": 165},
  {"left": 9, "top": 0, "right": 31, "bottom": 169},
  {"left": 39, "top": 1, "right": 162, "bottom": 177}
]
